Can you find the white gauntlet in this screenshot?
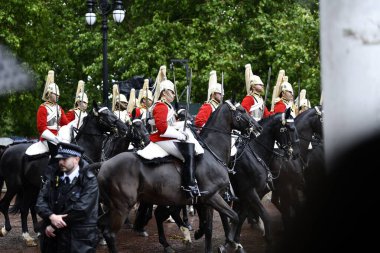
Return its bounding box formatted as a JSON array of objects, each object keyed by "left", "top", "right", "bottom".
[
  {"left": 41, "top": 129, "right": 59, "bottom": 145},
  {"left": 160, "top": 126, "right": 188, "bottom": 141}
]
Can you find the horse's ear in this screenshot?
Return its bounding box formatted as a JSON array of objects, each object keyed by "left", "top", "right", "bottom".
[
  {"left": 131, "top": 108, "right": 136, "bottom": 119},
  {"left": 93, "top": 100, "right": 99, "bottom": 116},
  {"left": 231, "top": 91, "right": 236, "bottom": 104}
]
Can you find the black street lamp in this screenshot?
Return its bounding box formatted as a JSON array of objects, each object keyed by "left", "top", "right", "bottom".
[{"left": 85, "top": 0, "right": 125, "bottom": 108}]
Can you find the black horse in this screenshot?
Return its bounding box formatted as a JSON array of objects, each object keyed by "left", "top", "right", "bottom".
[
  {"left": 195, "top": 108, "right": 300, "bottom": 253},
  {"left": 294, "top": 106, "right": 324, "bottom": 201},
  {"left": 97, "top": 100, "right": 262, "bottom": 253},
  {"left": 268, "top": 106, "right": 324, "bottom": 232},
  {"left": 0, "top": 102, "right": 140, "bottom": 245}
]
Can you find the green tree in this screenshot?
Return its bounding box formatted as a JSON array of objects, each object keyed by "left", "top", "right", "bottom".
[{"left": 0, "top": 0, "right": 320, "bottom": 137}]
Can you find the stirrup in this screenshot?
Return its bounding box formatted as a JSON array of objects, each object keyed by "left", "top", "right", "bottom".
[
  {"left": 223, "top": 190, "right": 238, "bottom": 202},
  {"left": 181, "top": 185, "right": 208, "bottom": 198}
]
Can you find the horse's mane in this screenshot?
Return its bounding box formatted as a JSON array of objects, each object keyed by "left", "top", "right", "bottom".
[{"left": 258, "top": 112, "right": 282, "bottom": 126}]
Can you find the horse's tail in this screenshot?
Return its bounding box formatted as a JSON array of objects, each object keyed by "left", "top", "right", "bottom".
[
  {"left": 9, "top": 191, "right": 23, "bottom": 214},
  {"left": 86, "top": 162, "right": 103, "bottom": 177},
  {"left": 0, "top": 175, "right": 4, "bottom": 196}
]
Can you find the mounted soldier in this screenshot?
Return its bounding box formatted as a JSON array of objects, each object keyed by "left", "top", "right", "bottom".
[
  {"left": 26, "top": 70, "right": 69, "bottom": 159},
  {"left": 294, "top": 89, "right": 311, "bottom": 115},
  {"left": 194, "top": 70, "right": 223, "bottom": 128},
  {"left": 65, "top": 80, "right": 88, "bottom": 129},
  {"left": 134, "top": 79, "right": 153, "bottom": 121},
  {"left": 142, "top": 75, "right": 204, "bottom": 199},
  {"left": 272, "top": 73, "right": 296, "bottom": 117},
  {"left": 241, "top": 64, "right": 272, "bottom": 121},
  {"left": 112, "top": 84, "right": 131, "bottom": 124}
]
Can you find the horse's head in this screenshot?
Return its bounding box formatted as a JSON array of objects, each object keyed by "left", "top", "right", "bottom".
[
  {"left": 128, "top": 119, "right": 150, "bottom": 149},
  {"left": 311, "top": 105, "right": 324, "bottom": 137},
  {"left": 274, "top": 107, "right": 300, "bottom": 159},
  {"left": 225, "top": 100, "right": 262, "bottom": 136},
  {"left": 92, "top": 101, "right": 129, "bottom": 136}
]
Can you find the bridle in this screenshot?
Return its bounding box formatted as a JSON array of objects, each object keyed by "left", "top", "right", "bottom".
[{"left": 191, "top": 101, "right": 258, "bottom": 168}]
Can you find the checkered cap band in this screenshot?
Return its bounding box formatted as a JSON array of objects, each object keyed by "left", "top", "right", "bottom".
[{"left": 58, "top": 147, "right": 81, "bottom": 157}]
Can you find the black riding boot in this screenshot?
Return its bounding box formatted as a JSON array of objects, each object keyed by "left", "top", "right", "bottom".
[{"left": 176, "top": 142, "right": 201, "bottom": 199}]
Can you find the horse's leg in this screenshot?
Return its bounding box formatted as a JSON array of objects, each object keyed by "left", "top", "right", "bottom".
[
  {"left": 206, "top": 194, "right": 239, "bottom": 250},
  {"left": 168, "top": 206, "right": 192, "bottom": 245},
  {"left": 20, "top": 188, "right": 38, "bottom": 246},
  {"left": 154, "top": 205, "right": 173, "bottom": 252},
  {"left": 0, "top": 189, "right": 16, "bottom": 236},
  {"left": 182, "top": 205, "right": 192, "bottom": 230},
  {"left": 204, "top": 206, "right": 214, "bottom": 253},
  {"left": 247, "top": 189, "right": 273, "bottom": 244},
  {"left": 194, "top": 204, "right": 207, "bottom": 240},
  {"left": 100, "top": 208, "right": 127, "bottom": 253},
  {"left": 133, "top": 201, "right": 153, "bottom": 236}
]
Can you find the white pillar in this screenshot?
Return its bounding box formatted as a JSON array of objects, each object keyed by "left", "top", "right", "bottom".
[{"left": 320, "top": 0, "right": 380, "bottom": 170}]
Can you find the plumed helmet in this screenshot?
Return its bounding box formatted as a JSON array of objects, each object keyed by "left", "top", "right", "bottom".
[
  {"left": 207, "top": 70, "right": 223, "bottom": 100},
  {"left": 138, "top": 79, "right": 153, "bottom": 103},
  {"left": 74, "top": 80, "right": 88, "bottom": 105},
  {"left": 112, "top": 84, "right": 120, "bottom": 112},
  {"left": 281, "top": 81, "right": 293, "bottom": 94},
  {"left": 46, "top": 83, "right": 60, "bottom": 96},
  {"left": 75, "top": 92, "right": 88, "bottom": 104},
  {"left": 127, "top": 88, "right": 137, "bottom": 114},
  {"left": 245, "top": 64, "right": 263, "bottom": 95},
  {"left": 159, "top": 80, "right": 175, "bottom": 93},
  {"left": 42, "top": 70, "right": 58, "bottom": 101},
  {"left": 208, "top": 83, "right": 223, "bottom": 99},
  {"left": 251, "top": 75, "right": 264, "bottom": 86},
  {"left": 116, "top": 94, "right": 128, "bottom": 104},
  {"left": 299, "top": 98, "right": 311, "bottom": 108},
  {"left": 153, "top": 65, "right": 168, "bottom": 102},
  {"left": 295, "top": 89, "right": 310, "bottom": 111}
]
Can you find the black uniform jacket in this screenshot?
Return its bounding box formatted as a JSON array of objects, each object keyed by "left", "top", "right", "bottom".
[{"left": 36, "top": 161, "right": 99, "bottom": 253}]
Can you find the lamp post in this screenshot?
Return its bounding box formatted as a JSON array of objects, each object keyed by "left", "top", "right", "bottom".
[{"left": 85, "top": 0, "right": 125, "bottom": 108}]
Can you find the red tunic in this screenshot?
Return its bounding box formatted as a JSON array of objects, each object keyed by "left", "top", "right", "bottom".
[
  {"left": 134, "top": 107, "right": 142, "bottom": 118},
  {"left": 194, "top": 103, "right": 213, "bottom": 128},
  {"left": 66, "top": 109, "right": 75, "bottom": 122},
  {"left": 241, "top": 95, "right": 271, "bottom": 118},
  {"left": 37, "top": 103, "right": 69, "bottom": 141},
  {"left": 273, "top": 100, "right": 287, "bottom": 114},
  {"left": 149, "top": 102, "right": 176, "bottom": 142}
]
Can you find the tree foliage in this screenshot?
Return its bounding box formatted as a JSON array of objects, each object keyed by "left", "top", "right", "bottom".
[{"left": 0, "top": 0, "right": 320, "bottom": 137}]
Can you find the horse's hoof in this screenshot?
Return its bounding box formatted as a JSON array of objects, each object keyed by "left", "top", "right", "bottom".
[
  {"left": 0, "top": 226, "right": 8, "bottom": 237},
  {"left": 25, "top": 239, "right": 37, "bottom": 247},
  {"left": 180, "top": 226, "right": 192, "bottom": 245},
  {"left": 99, "top": 238, "right": 107, "bottom": 246},
  {"left": 22, "top": 232, "right": 37, "bottom": 247},
  {"left": 236, "top": 246, "right": 246, "bottom": 253},
  {"left": 134, "top": 229, "right": 149, "bottom": 237},
  {"left": 188, "top": 206, "right": 195, "bottom": 216},
  {"left": 165, "top": 216, "right": 175, "bottom": 223},
  {"left": 218, "top": 245, "right": 227, "bottom": 253},
  {"left": 194, "top": 229, "right": 203, "bottom": 240},
  {"left": 186, "top": 223, "right": 193, "bottom": 231},
  {"left": 164, "top": 246, "right": 175, "bottom": 253}
]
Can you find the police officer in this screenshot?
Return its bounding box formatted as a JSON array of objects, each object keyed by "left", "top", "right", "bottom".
[
  {"left": 194, "top": 70, "right": 223, "bottom": 128},
  {"left": 241, "top": 64, "right": 272, "bottom": 121},
  {"left": 36, "top": 142, "right": 99, "bottom": 253}
]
